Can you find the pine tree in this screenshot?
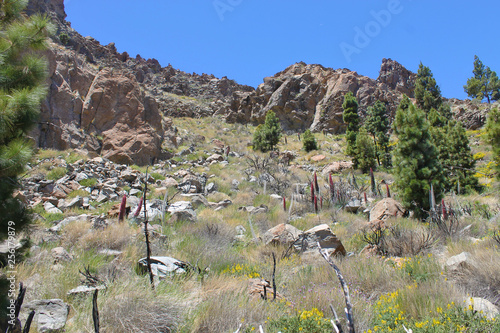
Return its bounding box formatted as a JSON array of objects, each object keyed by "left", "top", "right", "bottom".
[
  {"left": 365, "top": 100, "right": 391, "bottom": 167},
  {"left": 302, "top": 129, "right": 317, "bottom": 152},
  {"left": 415, "top": 63, "right": 443, "bottom": 113},
  {"left": 485, "top": 107, "right": 500, "bottom": 179},
  {"left": 392, "top": 98, "right": 444, "bottom": 218},
  {"left": 0, "top": 0, "right": 53, "bottom": 325},
  {"left": 464, "top": 56, "right": 500, "bottom": 103},
  {"left": 252, "top": 110, "right": 281, "bottom": 152},
  {"left": 355, "top": 127, "right": 377, "bottom": 173},
  {"left": 0, "top": 0, "right": 54, "bottom": 240},
  {"left": 441, "top": 120, "right": 479, "bottom": 193},
  {"left": 342, "top": 92, "right": 359, "bottom": 167}
]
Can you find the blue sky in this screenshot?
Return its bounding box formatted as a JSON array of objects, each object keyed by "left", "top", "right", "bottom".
[{"left": 65, "top": 0, "right": 499, "bottom": 100}]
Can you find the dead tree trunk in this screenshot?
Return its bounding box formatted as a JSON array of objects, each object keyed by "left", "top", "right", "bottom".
[
  {"left": 92, "top": 289, "right": 99, "bottom": 333},
  {"left": 143, "top": 167, "right": 154, "bottom": 288},
  {"left": 317, "top": 242, "right": 355, "bottom": 333},
  {"left": 6, "top": 282, "right": 26, "bottom": 333},
  {"left": 272, "top": 252, "right": 277, "bottom": 301}
]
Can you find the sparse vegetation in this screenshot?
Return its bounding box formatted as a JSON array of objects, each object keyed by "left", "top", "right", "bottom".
[{"left": 3, "top": 89, "right": 499, "bottom": 333}]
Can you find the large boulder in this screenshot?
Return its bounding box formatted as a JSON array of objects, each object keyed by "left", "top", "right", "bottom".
[
  {"left": 167, "top": 201, "right": 197, "bottom": 223},
  {"left": 369, "top": 198, "right": 406, "bottom": 224},
  {"left": 262, "top": 223, "right": 303, "bottom": 246},
  {"left": 24, "top": 299, "right": 70, "bottom": 333},
  {"left": 294, "top": 224, "right": 346, "bottom": 256},
  {"left": 464, "top": 297, "right": 500, "bottom": 320},
  {"left": 445, "top": 252, "right": 476, "bottom": 272}
]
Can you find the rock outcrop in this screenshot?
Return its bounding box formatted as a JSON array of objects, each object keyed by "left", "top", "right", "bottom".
[
  {"left": 225, "top": 59, "right": 416, "bottom": 133},
  {"left": 447, "top": 99, "right": 498, "bottom": 130},
  {"left": 27, "top": 0, "right": 252, "bottom": 165},
  {"left": 27, "top": 0, "right": 493, "bottom": 161},
  {"left": 35, "top": 46, "right": 165, "bottom": 165}
]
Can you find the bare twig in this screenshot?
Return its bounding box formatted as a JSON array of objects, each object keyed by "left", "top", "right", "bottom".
[
  {"left": 318, "top": 242, "right": 355, "bottom": 333},
  {"left": 79, "top": 265, "right": 103, "bottom": 287}
]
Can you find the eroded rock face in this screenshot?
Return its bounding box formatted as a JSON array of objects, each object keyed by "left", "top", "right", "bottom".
[
  {"left": 225, "top": 59, "right": 416, "bottom": 133},
  {"left": 34, "top": 46, "right": 165, "bottom": 165},
  {"left": 448, "top": 98, "right": 497, "bottom": 130}
]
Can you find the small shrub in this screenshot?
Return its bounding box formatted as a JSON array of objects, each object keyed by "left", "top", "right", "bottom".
[
  {"left": 302, "top": 129, "right": 318, "bottom": 152},
  {"left": 79, "top": 178, "right": 98, "bottom": 187},
  {"left": 266, "top": 308, "right": 332, "bottom": 333},
  {"left": 473, "top": 151, "right": 486, "bottom": 160},
  {"left": 46, "top": 166, "right": 67, "bottom": 180},
  {"left": 150, "top": 172, "right": 165, "bottom": 181},
  {"left": 59, "top": 32, "right": 69, "bottom": 45},
  {"left": 67, "top": 189, "right": 89, "bottom": 199},
  {"left": 36, "top": 149, "right": 61, "bottom": 160}
]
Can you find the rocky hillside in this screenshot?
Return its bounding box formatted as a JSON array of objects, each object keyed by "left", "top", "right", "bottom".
[
  {"left": 26, "top": 0, "right": 253, "bottom": 165},
  {"left": 4, "top": 115, "right": 499, "bottom": 332},
  {"left": 226, "top": 59, "right": 416, "bottom": 133},
  {"left": 26, "top": 0, "right": 493, "bottom": 165}
]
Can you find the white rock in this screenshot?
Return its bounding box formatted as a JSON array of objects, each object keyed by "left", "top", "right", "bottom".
[{"left": 24, "top": 299, "right": 70, "bottom": 332}]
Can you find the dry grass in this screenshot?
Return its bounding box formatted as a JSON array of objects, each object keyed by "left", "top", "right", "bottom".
[
  {"left": 187, "top": 277, "right": 287, "bottom": 333},
  {"left": 62, "top": 221, "right": 137, "bottom": 251},
  {"left": 446, "top": 244, "right": 500, "bottom": 306}
]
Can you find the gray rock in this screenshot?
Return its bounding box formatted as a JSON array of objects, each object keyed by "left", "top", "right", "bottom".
[
  {"left": 138, "top": 256, "right": 187, "bottom": 277},
  {"left": 96, "top": 194, "right": 108, "bottom": 203},
  {"left": 190, "top": 195, "right": 210, "bottom": 209},
  {"left": 238, "top": 205, "right": 268, "bottom": 214},
  {"left": 67, "top": 285, "right": 105, "bottom": 296},
  {"left": 464, "top": 297, "right": 500, "bottom": 320},
  {"left": 294, "top": 224, "right": 346, "bottom": 256},
  {"left": 262, "top": 223, "right": 303, "bottom": 246},
  {"left": 64, "top": 196, "right": 82, "bottom": 210},
  {"left": 231, "top": 179, "right": 240, "bottom": 190},
  {"left": 206, "top": 153, "right": 224, "bottom": 163},
  {"left": 169, "top": 209, "right": 197, "bottom": 223},
  {"left": 206, "top": 182, "right": 217, "bottom": 193},
  {"left": 129, "top": 188, "right": 141, "bottom": 196},
  {"left": 101, "top": 186, "right": 116, "bottom": 196},
  {"left": 49, "top": 215, "right": 89, "bottom": 233},
  {"left": 211, "top": 199, "right": 232, "bottom": 210},
  {"left": 44, "top": 202, "right": 62, "bottom": 215},
  {"left": 51, "top": 247, "right": 73, "bottom": 263},
  {"left": 120, "top": 170, "right": 137, "bottom": 182},
  {"left": 74, "top": 172, "right": 88, "bottom": 182},
  {"left": 24, "top": 299, "right": 70, "bottom": 332},
  {"left": 345, "top": 199, "right": 362, "bottom": 213},
  {"left": 98, "top": 249, "right": 122, "bottom": 257},
  {"left": 446, "top": 252, "right": 476, "bottom": 272},
  {"left": 235, "top": 225, "right": 246, "bottom": 235},
  {"left": 168, "top": 201, "right": 193, "bottom": 213}
]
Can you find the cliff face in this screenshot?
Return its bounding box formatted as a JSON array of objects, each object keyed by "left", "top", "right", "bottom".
[
  {"left": 225, "top": 59, "right": 416, "bottom": 133},
  {"left": 26, "top": 0, "right": 489, "bottom": 163},
  {"left": 27, "top": 0, "right": 253, "bottom": 165}
]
